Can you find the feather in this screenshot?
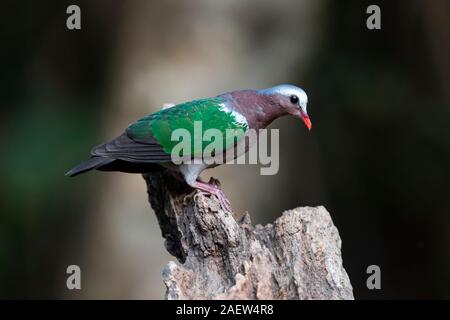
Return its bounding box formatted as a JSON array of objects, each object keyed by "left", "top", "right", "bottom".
[
  {"left": 91, "top": 133, "right": 172, "bottom": 163},
  {"left": 66, "top": 132, "right": 172, "bottom": 177},
  {"left": 65, "top": 156, "right": 114, "bottom": 177}
]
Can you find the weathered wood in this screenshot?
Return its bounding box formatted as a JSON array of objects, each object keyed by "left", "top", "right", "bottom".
[{"left": 143, "top": 170, "right": 354, "bottom": 300}]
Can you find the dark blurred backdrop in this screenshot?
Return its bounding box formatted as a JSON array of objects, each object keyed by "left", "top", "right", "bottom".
[{"left": 0, "top": 0, "right": 449, "bottom": 299}]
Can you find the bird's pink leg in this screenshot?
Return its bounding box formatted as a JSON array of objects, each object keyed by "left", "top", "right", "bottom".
[{"left": 191, "top": 180, "right": 232, "bottom": 213}]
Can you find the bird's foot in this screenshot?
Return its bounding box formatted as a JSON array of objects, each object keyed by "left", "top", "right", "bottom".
[
  {"left": 189, "top": 179, "right": 233, "bottom": 213},
  {"left": 213, "top": 188, "right": 232, "bottom": 213}
]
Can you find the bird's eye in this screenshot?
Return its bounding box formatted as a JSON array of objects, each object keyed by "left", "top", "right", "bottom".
[{"left": 290, "top": 95, "right": 299, "bottom": 104}]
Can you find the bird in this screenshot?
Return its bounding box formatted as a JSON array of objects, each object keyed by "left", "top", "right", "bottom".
[{"left": 66, "top": 84, "right": 311, "bottom": 212}]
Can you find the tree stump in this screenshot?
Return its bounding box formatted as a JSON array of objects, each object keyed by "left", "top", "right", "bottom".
[{"left": 143, "top": 170, "right": 354, "bottom": 300}]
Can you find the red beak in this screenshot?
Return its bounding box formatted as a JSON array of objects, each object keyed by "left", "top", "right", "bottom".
[{"left": 302, "top": 114, "right": 312, "bottom": 131}]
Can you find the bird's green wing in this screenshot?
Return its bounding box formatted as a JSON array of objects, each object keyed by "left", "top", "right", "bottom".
[{"left": 127, "top": 97, "right": 249, "bottom": 158}]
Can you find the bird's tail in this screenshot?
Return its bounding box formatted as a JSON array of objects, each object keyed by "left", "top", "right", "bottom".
[{"left": 65, "top": 156, "right": 114, "bottom": 177}]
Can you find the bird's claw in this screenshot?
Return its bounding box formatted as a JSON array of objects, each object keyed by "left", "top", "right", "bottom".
[
  {"left": 183, "top": 187, "right": 232, "bottom": 213},
  {"left": 213, "top": 188, "right": 233, "bottom": 213}
]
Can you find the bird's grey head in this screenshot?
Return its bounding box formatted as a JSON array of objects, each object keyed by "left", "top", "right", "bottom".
[{"left": 258, "top": 84, "right": 311, "bottom": 130}]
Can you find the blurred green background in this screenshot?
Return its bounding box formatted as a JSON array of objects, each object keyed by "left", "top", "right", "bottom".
[{"left": 0, "top": 0, "right": 449, "bottom": 299}]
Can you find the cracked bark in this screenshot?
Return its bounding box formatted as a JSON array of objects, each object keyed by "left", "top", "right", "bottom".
[{"left": 143, "top": 170, "right": 354, "bottom": 300}]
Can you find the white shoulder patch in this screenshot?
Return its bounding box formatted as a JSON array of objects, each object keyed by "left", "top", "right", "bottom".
[{"left": 220, "top": 104, "right": 248, "bottom": 128}]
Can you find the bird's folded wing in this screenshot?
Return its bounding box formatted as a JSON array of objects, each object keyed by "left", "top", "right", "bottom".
[
  {"left": 91, "top": 133, "right": 172, "bottom": 163},
  {"left": 125, "top": 97, "right": 249, "bottom": 158}
]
